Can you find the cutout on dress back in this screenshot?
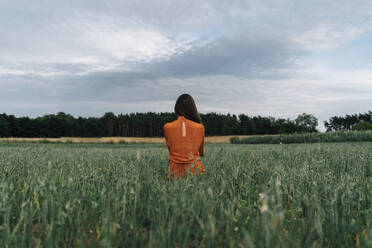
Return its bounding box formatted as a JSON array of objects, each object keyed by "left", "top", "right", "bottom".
[{"left": 182, "top": 121, "right": 186, "bottom": 137}]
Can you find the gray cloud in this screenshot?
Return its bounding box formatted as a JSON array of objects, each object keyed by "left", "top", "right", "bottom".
[{"left": 148, "top": 32, "right": 304, "bottom": 79}]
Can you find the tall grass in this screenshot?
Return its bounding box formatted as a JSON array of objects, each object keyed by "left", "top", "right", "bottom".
[
  {"left": 0, "top": 142, "right": 371, "bottom": 247},
  {"left": 231, "top": 130, "right": 372, "bottom": 144}
]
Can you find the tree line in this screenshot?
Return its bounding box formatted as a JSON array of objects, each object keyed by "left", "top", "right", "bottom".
[{"left": 0, "top": 112, "right": 319, "bottom": 138}]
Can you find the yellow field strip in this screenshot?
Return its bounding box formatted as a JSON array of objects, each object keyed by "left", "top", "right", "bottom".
[{"left": 0, "top": 136, "right": 251, "bottom": 144}]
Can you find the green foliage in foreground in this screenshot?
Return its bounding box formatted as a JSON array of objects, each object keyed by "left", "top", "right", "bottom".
[
  {"left": 231, "top": 130, "right": 372, "bottom": 144},
  {"left": 0, "top": 142, "right": 371, "bottom": 247}
]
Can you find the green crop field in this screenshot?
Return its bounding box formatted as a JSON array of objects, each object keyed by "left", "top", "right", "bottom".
[{"left": 0, "top": 142, "right": 371, "bottom": 247}]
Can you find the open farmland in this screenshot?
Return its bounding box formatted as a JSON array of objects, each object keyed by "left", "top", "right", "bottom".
[{"left": 0, "top": 142, "right": 371, "bottom": 247}]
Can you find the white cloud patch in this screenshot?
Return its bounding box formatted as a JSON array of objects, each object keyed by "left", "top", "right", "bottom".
[
  {"left": 0, "top": 13, "right": 199, "bottom": 76},
  {"left": 293, "top": 26, "right": 364, "bottom": 51}
]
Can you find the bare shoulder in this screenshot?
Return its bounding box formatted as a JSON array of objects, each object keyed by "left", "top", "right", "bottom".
[
  {"left": 163, "top": 122, "right": 170, "bottom": 130},
  {"left": 191, "top": 121, "right": 204, "bottom": 130},
  {"left": 164, "top": 120, "right": 176, "bottom": 130},
  {"left": 200, "top": 124, "right": 205, "bottom": 133},
  {"left": 195, "top": 123, "right": 205, "bottom": 136}
]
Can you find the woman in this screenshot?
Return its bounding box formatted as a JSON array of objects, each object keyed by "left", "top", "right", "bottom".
[{"left": 164, "top": 94, "right": 205, "bottom": 178}]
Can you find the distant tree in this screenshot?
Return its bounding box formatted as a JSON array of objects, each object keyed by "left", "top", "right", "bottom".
[
  {"left": 252, "top": 116, "right": 273, "bottom": 135},
  {"left": 295, "top": 113, "right": 318, "bottom": 132},
  {"left": 274, "top": 118, "right": 297, "bottom": 134},
  {"left": 0, "top": 114, "right": 11, "bottom": 137},
  {"left": 238, "top": 114, "right": 250, "bottom": 134},
  {"left": 102, "top": 112, "right": 116, "bottom": 136},
  {"left": 324, "top": 116, "right": 344, "bottom": 131},
  {"left": 352, "top": 121, "right": 372, "bottom": 131},
  {"left": 358, "top": 111, "right": 372, "bottom": 123}
]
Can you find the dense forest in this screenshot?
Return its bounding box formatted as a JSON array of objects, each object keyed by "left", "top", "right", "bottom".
[
  {"left": 0, "top": 111, "right": 372, "bottom": 138},
  {"left": 1, "top": 110, "right": 371, "bottom": 138},
  {"left": 0, "top": 112, "right": 319, "bottom": 138}
]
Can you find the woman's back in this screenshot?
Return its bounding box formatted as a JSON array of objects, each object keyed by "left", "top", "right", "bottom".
[
  {"left": 164, "top": 116, "right": 204, "bottom": 156},
  {"left": 164, "top": 116, "right": 205, "bottom": 177}
]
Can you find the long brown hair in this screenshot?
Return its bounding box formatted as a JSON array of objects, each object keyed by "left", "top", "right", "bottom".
[{"left": 174, "top": 94, "right": 202, "bottom": 123}]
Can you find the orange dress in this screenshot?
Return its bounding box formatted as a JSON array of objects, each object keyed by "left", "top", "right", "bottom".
[{"left": 164, "top": 116, "right": 205, "bottom": 178}]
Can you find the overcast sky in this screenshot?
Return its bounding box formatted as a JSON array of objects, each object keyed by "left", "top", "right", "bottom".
[{"left": 1, "top": 0, "right": 372, "bottom": 129}]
